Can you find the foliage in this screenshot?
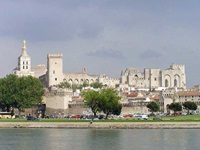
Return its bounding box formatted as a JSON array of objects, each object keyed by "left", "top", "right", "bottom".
[
  {"left": 90, "top": 82, "right": 103, "bottom": 89},
  {"left": 57, "top": 81, "right": 104, "bottom": 92},
  {"left": 56, "top": 81, "right": 71, "bottom": 89},
  {"left": 0, "top": 74, "right": 44, "bottom": 113},
  {"left": 56, "top": 81, "right": 89, "bottom": 92},
  {"left": 15, "top": 76, "right": 45, "bottom": 112},
  {"left": 183, "top": 101, "right": 197, "bottom": 114},
  {"left": 0, "top": 74, "right": 18, "bottom": 111},
  {"left": 98, "top": 88, "right": 122, "bottom": 118},
  {"left": 83, "top": 88, "right": 122, "bottom": 118},
  {"left": 82, "top": 90, "right": 101, "bottom": 116},
  {"left": 147, "top": 101, "right": 160, "bottom": 113},
  {"left": 169, "top": 102, "right": 182, "bottom": 116}
]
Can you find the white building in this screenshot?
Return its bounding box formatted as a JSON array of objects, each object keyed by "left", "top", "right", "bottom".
[{"left": 120, "top": 64, "right": 186, "bottom": 90}]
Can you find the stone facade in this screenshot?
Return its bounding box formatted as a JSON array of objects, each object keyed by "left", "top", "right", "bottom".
[
  {"left": 159, "top": 88, "right": 200, "bottom": 113},
  {"left": 120, "top": 64, "right": 186, "bottom": 90},
  {"left": 44, "top": 88, "right": 73, "bottom": 116},
  {"left": 47, "top": 53, "right": 120, "bottom": 88}
]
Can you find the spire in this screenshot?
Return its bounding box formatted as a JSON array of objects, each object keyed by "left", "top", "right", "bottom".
[
  {"left": 23, "top": 40, "right": 26, "bottom": 48},
  {"left": 22, "top": 40, "right": 28, "bottom": 56}
]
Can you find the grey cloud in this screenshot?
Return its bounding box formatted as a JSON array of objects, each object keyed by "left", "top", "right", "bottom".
[
  {"left": 139, "top": 50, "right": 163, "bottom": 59},
  {"left": 87, "top": 49, "right": 126, "bottom": 59}
]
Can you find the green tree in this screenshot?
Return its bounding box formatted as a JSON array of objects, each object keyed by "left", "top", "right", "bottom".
[
  {"left": 83, "top": 90, "right": 101, "bottom": 116},
  {"left": 0, "top": 74, "right": 18, "bottom": 111},
  {"left": 56, "top": 81, "right": 71, "bottom": 89},
  {"left": 0, "top": 75, "right": 44, "bottom": 116},
  {"left": 183, "top": 101, "right": 197, "bottom": 115},
  {"left": 14, "top": 76, "right": 45, "bottom": 114},
  {"left": 147, "top": 101, "right": 160, "bottom": 113},
  {"left": 82, "top": 81, "right": 89, "bottom": 88},
  {"left": 90, "top": 82, "right": 103, "bottom": 89},
  {"left": 99, "top": 88, "right": 121, "bottom": 118},
  {"left": 169, "top": 102, "right": 182, "bottom": 116}
]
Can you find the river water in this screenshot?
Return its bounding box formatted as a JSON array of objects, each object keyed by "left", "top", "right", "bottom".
[{"left": 0, "top": 129, "right": 199, "bottom": 150}]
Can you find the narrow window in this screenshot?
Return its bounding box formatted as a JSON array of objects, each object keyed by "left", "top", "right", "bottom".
[
  {"left": 55, "top": 78, "right": 57, "bottom": 81},
  {"left": 174, "top": 79, "right": 177, "bottom": 87},
  {"left": 26, "top": 66, "right": 28, "bottom": 69},
  {"left": 53, "top": 70, "right": 55, "bottom": 74},
  {"left": 154, "top": 77, "right": 157, "bottom": 81},
  {"left": 165, "top": 79, "right": 168, "bottom": 87}
]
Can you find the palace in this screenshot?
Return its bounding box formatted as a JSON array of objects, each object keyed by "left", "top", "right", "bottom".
[
  {"left": 13, "top": 41, "right": 186, "bottom": 90},
  {"left": 121, "top": 64, "right": 186, "bottom": 90}
]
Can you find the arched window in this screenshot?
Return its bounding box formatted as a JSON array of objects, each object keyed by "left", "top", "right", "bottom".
[
  {"left": 80, "top": 79, "right": 84, "bottom": 84},
  {"left": 174, "top": 79, "right": 177, "bottom": 87},
  {"left": 74, "top": 79, "right": 79, "bottom": 84},
  {"left": 85, "top": 79, "right": 89, "bottom": 84},
  {"left": 68, "top": 79, "right": 73, "bottom": 85},
  {"left": 165, "top": 79, "right": 168, "bottom": 87}
]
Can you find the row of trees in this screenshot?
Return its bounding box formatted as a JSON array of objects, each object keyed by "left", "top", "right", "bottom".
[
  {"left": 147, "top": 101, "right": 198, "bottom": 116},
  {"left": 0, "top": 74, "right": 44, "bottom": 114},
  {"left": 56, "top": 81, "right": 103, "bottom": 92},
  {"left": 83, "top": 88, "right": 122, "bottom": 118},
  {"left": 168, "top": 101, "right": 197, "bottom": 115}
]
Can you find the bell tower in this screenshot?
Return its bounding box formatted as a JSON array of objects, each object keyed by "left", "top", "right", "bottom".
[{"left": 13, "top": 40, "right": 34, "bottom": 77}]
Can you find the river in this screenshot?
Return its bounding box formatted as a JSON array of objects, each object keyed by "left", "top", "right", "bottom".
[{"left": 0, "top": 129, "right": 199, "bottom": 150}]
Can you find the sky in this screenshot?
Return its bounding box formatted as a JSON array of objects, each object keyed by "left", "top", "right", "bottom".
[{"left": 0, "top": 0, "right": 200, "bottom": 88}]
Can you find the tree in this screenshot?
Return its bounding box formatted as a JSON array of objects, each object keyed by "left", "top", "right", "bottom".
[
  {"left": 169, "top": 102, "right": 182, "bottom": 116},
  {"left": 56, "top": 81, "right": 71, "bottom": 89},
  {"left": 14, "top": 76, "right": 45, "bottom": 114},
  {"left": 90, "top": 82, "right": 103, "bottom": 89},
  {"left": 0, "top": 74, "right": 44, "bottom": 115},
  {"left": 146, "top": 101, "right": 160, "bottom": 114},
  {"left": 0, "top": 74, "right": 18, "bottom": 111},
  {"left": 99, "top": 88, "right": 121, "bottom": 118},
  {"left": 83, "top": 90, "right": 101, "bottom": 116},
  {"left": 183, "top": 101, "right": 197, "bottom": 115}
]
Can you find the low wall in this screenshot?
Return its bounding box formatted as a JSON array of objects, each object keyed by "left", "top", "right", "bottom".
[{"left": 1, "top": 122, "right": 200, "bottom": 129}]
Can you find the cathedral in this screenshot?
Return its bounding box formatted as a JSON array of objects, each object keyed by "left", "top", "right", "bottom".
[{"left": 13, "top": 41, "right": 186, "bottom": 90}]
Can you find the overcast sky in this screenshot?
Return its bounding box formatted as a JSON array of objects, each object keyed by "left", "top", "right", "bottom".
[{"left": 1, "top": 0, "right": 200, "bottom": 88}]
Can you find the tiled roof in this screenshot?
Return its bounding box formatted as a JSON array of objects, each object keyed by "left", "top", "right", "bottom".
[
  {"left": 127, "top": 92, "right": 138, "bottom": 97},
  {"left": 177, "top": 91, "right": 200, "bottom": 96}
]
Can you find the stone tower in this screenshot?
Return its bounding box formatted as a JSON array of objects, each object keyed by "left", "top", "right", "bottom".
[
  {"left": 47, "top": 54, "right": 63, "bottom": 87},
  {"left": 13, "top": 40, "right": 34, "bottom": 77}
]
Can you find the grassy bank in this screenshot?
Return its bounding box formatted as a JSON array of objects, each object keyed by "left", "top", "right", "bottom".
[{"left": 0, "top": 115, "right": 200, "bottom": 122}]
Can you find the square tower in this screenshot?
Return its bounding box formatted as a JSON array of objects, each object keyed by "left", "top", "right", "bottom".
[{"left": 47, "top": 54, "right": 63, "bottom": 87}]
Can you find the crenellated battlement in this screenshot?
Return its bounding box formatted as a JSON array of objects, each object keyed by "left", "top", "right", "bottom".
[
  {"left": 48, "top": 54, "right": 63, "bottom": 58},
  {"left": 170, "top": 63, "right": 185, "bottom": 69}
]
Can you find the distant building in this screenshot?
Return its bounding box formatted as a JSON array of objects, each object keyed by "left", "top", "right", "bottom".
[
  {"left": 159, "top": 88, "right": 200, "bottom": 113},
  {"left": 120, "top": 64, "right": 186, "bottom": 90}
]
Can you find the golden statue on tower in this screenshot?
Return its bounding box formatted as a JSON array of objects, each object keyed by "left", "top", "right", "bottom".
[{"left": 23, "top": 40, "right": 26, "bottom": 47}]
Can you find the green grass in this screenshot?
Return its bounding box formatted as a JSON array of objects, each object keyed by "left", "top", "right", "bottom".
[{"left": 1, "top": 115, "right": 200, "bottom": 122}]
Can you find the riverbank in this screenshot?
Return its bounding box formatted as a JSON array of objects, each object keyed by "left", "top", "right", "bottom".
[{"left": 1, "top": 122, "right": 200, "bottom": 129}]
